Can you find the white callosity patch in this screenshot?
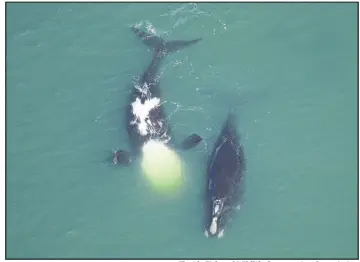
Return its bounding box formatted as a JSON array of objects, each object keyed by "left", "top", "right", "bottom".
[
  {"left": 131, "top": 97, "right": 161, "bottom": 136},
  {"left": 217, "top": 229, "right": 224, "bottom": 238},
  {"left": 213, "top": 198, "right": 224, "bottom": 215},
  {"left": 204, "top": 230, "right": 209, "bottom": 238},
  {"left": 214, "top": 204, "right": 220, "bottom": 214}
]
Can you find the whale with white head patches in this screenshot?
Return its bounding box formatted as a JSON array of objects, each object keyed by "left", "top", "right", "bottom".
[
  {"left": 112, "top": 26, "right": 203, "bottom": 166},
  {"left": 204, "top": 112, "right": 245, "bottom": 238}
]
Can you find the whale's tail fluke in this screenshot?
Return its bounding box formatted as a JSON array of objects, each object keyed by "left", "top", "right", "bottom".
[{"left": 131, "top": 25, "right": 202, "bottom": 56}]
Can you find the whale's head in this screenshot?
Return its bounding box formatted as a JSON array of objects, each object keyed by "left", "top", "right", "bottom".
[{"left": 205, "top": 198, "right": 226, "bottom": 238}]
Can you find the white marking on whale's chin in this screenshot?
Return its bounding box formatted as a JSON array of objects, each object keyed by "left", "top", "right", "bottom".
[
  {"left": 131, "top": 97, "right": 160, "bottom": 136},
  {"left": 209, "top": 217, "right": 218, "bottom": 235}
]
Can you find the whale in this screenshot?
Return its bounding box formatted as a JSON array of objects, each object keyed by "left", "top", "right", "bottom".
[
  {"left": 204, "top": 112, "right": 246, "bottom": 238},
  {"left": 112, "top": 26, "right": 203, "bottom": 165}
]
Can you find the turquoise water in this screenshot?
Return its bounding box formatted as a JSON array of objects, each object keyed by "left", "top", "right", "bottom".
[{"left": 6, "top": 2, "right": 358, "bottom": 259}]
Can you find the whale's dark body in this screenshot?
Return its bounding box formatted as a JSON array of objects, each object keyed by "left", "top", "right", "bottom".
[
  {"left": 113, "top": 26, "right": 203, "bottom": 165},
  {"left": 204, "top": 113, "right": 245, "bottom": 238}
]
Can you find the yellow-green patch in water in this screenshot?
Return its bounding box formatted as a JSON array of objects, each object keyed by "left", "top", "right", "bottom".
[{"left": 141, "top": 140, "right": 184, "bottom": 194}]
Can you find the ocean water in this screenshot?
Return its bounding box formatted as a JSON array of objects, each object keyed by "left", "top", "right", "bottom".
[{"left": 6, "top": 2, "right": 358, "bottom": 259}]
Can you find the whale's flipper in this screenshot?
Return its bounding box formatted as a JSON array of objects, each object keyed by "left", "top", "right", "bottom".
[
  {"left": 180, "top": 133, "right": 203, "bottom": 150},
  {"left": 164, "top": 39, "right": 202, "bottom": 54},
  {"left": 131, "top": 25, "right": 202, "bottom": 55},
  {"left": 112, "top": 149, "right": 133, "bottom": 166}
]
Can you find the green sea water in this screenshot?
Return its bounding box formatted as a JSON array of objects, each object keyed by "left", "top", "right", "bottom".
[{"left": 6, "top": 2, "right": 358, "bottom": 259}]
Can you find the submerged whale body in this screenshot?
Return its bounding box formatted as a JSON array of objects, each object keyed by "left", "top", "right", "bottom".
[
  {"left": 111, "top": 25, "right": 203, "bottom": 165},
  {"left": 204, "top": 112, "right": 245, "bottom": 238}
]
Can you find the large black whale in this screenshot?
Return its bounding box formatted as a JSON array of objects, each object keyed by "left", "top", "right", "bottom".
[
  {"left": 204, "top": 112, "right": 245, "bottom": 238},
  {"left": 112, "top": 26, "right": 203, "bottom": 165}
]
